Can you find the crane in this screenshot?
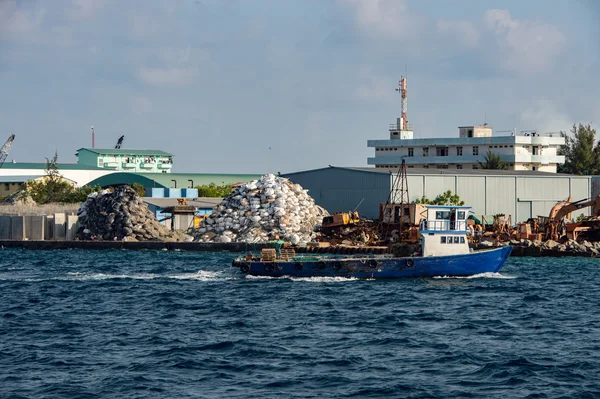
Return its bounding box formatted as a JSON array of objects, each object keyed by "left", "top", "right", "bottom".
[
  {"left": 0, "top": 134, "right": 16, "bottom": 169},
  {"left": 553, "top": 195, "right": 600, "bottom": 222},
  {"left": 115, "top": 135, "right": 124, "bottom": 149}
]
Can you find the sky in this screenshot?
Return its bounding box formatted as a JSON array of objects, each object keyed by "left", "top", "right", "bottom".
[{"left": 0, "top": 0, "right": 599, "bottom": 174}]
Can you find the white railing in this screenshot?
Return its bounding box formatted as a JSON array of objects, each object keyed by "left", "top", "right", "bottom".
[{"left": 421, "top": 220, "right": 467, "bottom": 232}]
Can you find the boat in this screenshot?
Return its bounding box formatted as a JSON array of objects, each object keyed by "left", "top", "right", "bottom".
[{"left": 232, "top": 205, "right": 512, "bottom": 278}]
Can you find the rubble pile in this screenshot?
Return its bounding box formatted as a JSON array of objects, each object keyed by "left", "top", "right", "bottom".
[
  {"left": 76, "top": 186, "right": 189, "bottom": 241},
  {"left": 317, "top": 220, "right": 382, "bottom": 246},
  {"left": 195, "top": 174, "right": 329, "bottom": 244},
  {"left": 1, "top": 190, "right": 37, "bottom": 206},
  {"left": 510, "top": 238, "right": 600, "bottom": 256}
]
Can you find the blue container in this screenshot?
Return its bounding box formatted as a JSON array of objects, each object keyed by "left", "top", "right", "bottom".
[
  {"left": 167, "top": 188, "right": 182, "bottom": 198},
  {"left": 146, "top": 188, "right": 164, "bottom": 198},
  {"left": 185, "top": 188, "right": 198, "bottom": 199}
]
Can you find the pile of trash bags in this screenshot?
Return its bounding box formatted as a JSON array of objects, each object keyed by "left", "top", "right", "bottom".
[{"left": 195, "top": 174, "right": 328, "bottom": 244}]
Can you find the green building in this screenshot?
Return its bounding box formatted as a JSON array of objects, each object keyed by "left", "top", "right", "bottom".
[{"left": 75, "top": 148, "right": 174, "bottom": 173}]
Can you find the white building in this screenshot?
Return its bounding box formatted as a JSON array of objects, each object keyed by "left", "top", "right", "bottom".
[
  {"left": 0, "top": 162, "right": 114, "bottom": 187},
  {"left": 368, "top": 121, "right": 565, "bottom": 173}
]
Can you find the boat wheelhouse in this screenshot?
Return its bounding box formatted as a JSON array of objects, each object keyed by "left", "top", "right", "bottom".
[{"left": 420, "top": 205, "right": 471, "bottom": 257}]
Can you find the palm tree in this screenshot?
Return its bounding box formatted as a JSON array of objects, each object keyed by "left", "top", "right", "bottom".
[{"left": 478, "top": 150, "right": 508, "bottom": 170}]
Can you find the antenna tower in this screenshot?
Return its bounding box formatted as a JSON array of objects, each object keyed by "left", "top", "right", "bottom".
[
  {"left": 395, "top": 76, "right": 408, "bottom": 130},
  {"left": 91, "top": 126, "right": 95, "bottom": 148}
]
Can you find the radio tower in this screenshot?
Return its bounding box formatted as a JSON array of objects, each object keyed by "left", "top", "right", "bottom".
[
  {"left": 91, "top": 126, "right": 95, "bottom": 148},
  {"left": 395, "top": 76, "right": 408, "bottom": 130}
]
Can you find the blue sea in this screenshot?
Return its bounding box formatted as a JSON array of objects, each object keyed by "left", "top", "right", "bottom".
[{"left": 1, "top": 249, "right": 599, "bottom": 398}]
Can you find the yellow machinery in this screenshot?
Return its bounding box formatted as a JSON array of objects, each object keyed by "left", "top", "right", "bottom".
[
  {"left": 194, "top": 214, "right": 208, "bottom": 229},
  {"left": 321, "top": 211, "right": 361, "bottom": 230}
]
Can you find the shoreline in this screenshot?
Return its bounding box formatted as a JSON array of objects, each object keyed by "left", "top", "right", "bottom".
[{"left": 0, "top": 240, "right": 595, "bottom": 257}]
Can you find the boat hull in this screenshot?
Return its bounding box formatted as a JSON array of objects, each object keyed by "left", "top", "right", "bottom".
[{"left": 233, "top": 245, "right": 512, "bottom": 278}]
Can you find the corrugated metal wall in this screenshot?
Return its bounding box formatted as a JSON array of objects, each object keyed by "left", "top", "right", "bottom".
[
  {"left": 283, "top": 168, "right": 391, "bottom": 219},
  {"left": 284, "top": 168, "right": 592, "bottom": 223},
  {"left": 593, "top": 177, "right": 600, "bottom": 198}
]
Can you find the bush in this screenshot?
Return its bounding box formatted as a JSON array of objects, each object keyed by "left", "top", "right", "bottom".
[
  {"left": 414, "top": 190, "right": 465, "bottom": 206},
  {"left": 195, "top": 183, "right": 233, "bottom": 197}
]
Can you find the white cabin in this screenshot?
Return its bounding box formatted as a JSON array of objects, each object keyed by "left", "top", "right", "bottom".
[{"left": 420, "top": 205, "right": 471, "bottom": 257}]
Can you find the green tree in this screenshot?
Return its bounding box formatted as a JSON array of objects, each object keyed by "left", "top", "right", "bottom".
[
  {"left": 478, "top": 150, "right": 508, "bottom": 170},
  {"left": 414, "top": 190, "right": 465, "bottom": 206},
  {"left": 23, "top": 153, "right": 102, "bottom": 204},
  {"left": 558, "top": 123, "right": 599, "bottom": 175},
  {"left": 132, "top": 182, "right": 146, "bottom": 197},
  {"left": 195, "top": 182, "right": 233, "bottom": 197}
]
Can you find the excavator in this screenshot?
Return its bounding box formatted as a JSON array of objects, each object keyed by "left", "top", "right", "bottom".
[{"left": 545, "top": 195, "right": 600, "bottom": 240}]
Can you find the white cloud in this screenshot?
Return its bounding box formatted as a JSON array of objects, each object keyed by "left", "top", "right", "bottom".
[
  {"left": 484, "top": 9, "right": 566, "bottom": 74},
  {"left": 138, "top": 67, "right": 197, "bottom": 87},
  {"left": 136, "top": 47, "right": 208, "bottom": 87},
  {"left": 519, "top": 99, "right": 573, "bottom": 134},
  {"left": 130, "top": 96, "right": 153, "bottom": 115},
  {"left": 354, "top": 67, "right": 393, "bottom": 102},
  {"left": 131, "top": 15, "right": 163, "bottom": 39},
  {"left": 0, "top": 1, "right": 44, "bottom": 39},
  {"left": 69, "top": 0, "right": 106, "bottom": 21},
  {"left": 437, "top": 19, "right": 479, "bottom": 48},
  {"left": 341, "top": 0, "right": 423, "bottom": 39}
]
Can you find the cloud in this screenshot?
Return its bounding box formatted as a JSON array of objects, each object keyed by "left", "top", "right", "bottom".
[
  {"left": 69, "top": 0, "right": 106, "bottom": 21},
  {"left": 341, "top": 0, "right": 423, "bottom": 40},
  {"left": 437, "top": 19, "right": 479, "bottom": 48},
  {"left": 354, "top": 67, "right": 393, "bottom": 102},
  {"left": 136, "top": 47, "right": 208, "bottom": 87},
  {"left": 131, "top": 14, "right": 164, "bottom": 39},
  {"left": 137, "top": 67, "right": 197, "bottom": 87},
  {"left": 0, "top": 1, "right": 44, "bottom": 39},
  {"left": 484, "top": 9, "right": 566, "bottom": 74},
  {"left": 519, "top": 99, "right": 573, "bottom": 134},
  {"left": 130, "top": 96, "right": 153, "bottom": 115}
]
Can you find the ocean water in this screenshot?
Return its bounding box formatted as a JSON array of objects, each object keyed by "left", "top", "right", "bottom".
[{"left": 1, "top": 249, "right": 599, "bottom": 399}]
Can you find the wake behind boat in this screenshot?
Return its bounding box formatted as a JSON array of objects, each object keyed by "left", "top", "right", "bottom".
[{"left": 232, "top": 205, "right": 512, "bottom": 278}]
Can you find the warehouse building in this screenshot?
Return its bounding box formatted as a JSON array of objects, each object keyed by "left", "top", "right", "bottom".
[{"left": 283, "top": 167, "right": 594, "bottom": 223}]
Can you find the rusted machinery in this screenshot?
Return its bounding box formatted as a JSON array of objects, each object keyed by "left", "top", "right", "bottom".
[
  {"left": 544, "top": 195, "right": 600, "bottom": 240},
  {"left": 379, "top": 203, "right": 426, "bottom": 243}
]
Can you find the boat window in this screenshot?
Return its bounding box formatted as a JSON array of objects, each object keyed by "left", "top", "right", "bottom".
[
  {"left": 436, "top": 211, "right": 450, "bottom": 220},
  {"left": 440, "top": 237, "right": 446, "bottom": 244},
  {"left": 447, "top": 237, "right": 452, "bottom": 244},
  {"left": 454, "top": 236, "right": 459, "bottom": 243},
  {"left": 457, "top": 211, "right": 465, "bottom": 220},
  {"left": 460, "top": 237, "right": 465, "bottom": 244}
]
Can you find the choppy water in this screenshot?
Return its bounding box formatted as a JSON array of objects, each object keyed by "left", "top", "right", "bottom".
[{"left": 1, "top": 249, "right": 599, "bottom": 398}]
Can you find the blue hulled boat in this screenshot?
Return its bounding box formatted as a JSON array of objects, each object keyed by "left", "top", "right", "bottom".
[{"left": 232, "top": 205, "right": 512, "bottom": 278}]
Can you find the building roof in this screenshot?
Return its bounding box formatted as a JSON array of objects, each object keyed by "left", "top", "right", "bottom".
[
  {"left": 75, "top": 148, "right": 173, "bottom": 156},
  {"left": 0, "top": 162, "right": 105, "bottom": 170},
  {"left": 0, "top": 174, "right": 77, "bottom": 184},
  {"left": 86, "top": 172, "right": 263, "bottom": 188},
  {"left": 142, "top": 197, "right": 222, "bottom": 209},
  {"left": 0, "top": 175, "right": 44, "bottom": 183},
  {"left": 284, "top": 166, "right": 586, "bottom": 178}
]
